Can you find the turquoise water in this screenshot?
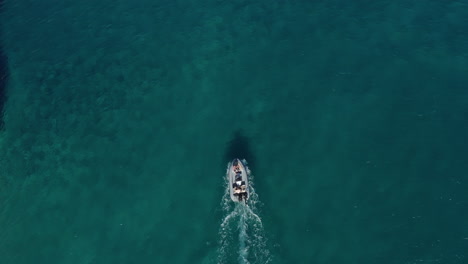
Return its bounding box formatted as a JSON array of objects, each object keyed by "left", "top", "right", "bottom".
[{"left": 1, "top": 1, "right": 467, "bottom": 263}]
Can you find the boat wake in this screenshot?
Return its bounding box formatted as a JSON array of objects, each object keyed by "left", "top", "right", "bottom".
[{"left": 217, "top": 162, "right": 271, "bottom": 264}]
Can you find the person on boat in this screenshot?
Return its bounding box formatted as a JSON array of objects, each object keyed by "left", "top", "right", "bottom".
[
  {"left": 236, "top": 180, "right": 242, "bottom": 188},
  {"left": 241, "top": 185, "right": 246, "bottom": 192},
  {"left": 233, "top": 180, "right": 242, "bottom": 192},
  {"left": 235, "top": 173, "right": 242, "bottom": 181}
]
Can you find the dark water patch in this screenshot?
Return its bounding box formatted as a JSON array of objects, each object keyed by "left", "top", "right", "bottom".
[
  {"left": 0, "top": 0, "right": 7, "bottom": 130},
  {"left": 224, "top": 130, "right": 256, "bottom": 170},
  {"left": 0, "top": 47, "right": 8, "bottom": 130}
]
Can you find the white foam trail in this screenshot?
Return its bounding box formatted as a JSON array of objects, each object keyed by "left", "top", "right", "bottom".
[
  {"left": 238, "top": 205, "right": 249, "bottom": 264},
  {"left": 217, "top": 160, "right": 271, "bottom": 264}
]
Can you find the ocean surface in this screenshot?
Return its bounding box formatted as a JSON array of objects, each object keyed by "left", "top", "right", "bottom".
[{"left": 1, "top": 1, "right": 467, "bottom": 263}]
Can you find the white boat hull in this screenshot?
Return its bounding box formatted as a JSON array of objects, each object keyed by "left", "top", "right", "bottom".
[{"left": 228, "top": 158, "right": 250, "bottom": 203}]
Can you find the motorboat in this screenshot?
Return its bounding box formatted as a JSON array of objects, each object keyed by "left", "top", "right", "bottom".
[{"left": 228, "top": 158, "right": 249, "bottom": 203}]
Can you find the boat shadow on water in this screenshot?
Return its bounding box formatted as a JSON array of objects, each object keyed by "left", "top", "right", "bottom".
[{"left": 224, "top": 130, "right": 256, "bottom": 171}]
